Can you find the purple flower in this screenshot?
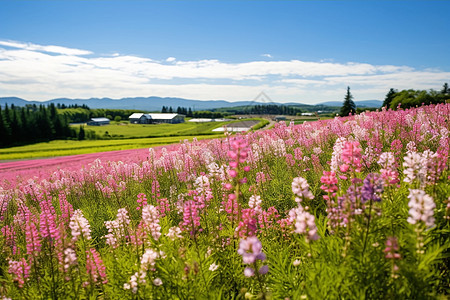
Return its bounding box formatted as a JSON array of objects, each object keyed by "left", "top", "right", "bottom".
[
  {"left": 237, "top": 236, "right": 265, "bottom": 264},
  {"left": 361, "top": 173, "right": 383, "bottom": 203},
  {"left": 258, "top": 265, "right": 269, "bottom": 275}
]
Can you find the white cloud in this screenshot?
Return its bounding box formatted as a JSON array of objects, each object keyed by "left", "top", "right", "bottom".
[
  {"left": 0, "top": 40, "right": 92, "bottom": 56},
  {"left": 0, "top": 39, "right": 448, "bottom": 103},
  {"left": 261, "top": 54, "right": 272, "bottom": 58}
]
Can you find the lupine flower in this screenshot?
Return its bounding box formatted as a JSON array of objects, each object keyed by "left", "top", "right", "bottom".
[
  {"left": 157, "top": 198, "right": 170, "bottom": 217},
  {"left": 142, "top": 205, "right": 161, "bottom": 241},
  {"left": 290, "top": 206, "right": 320, "bottom": 242},
  {"left": 361, "top": 173, "right": 384, "bottom": 203},
  {"left": 390, "top": 139, "right": 403, "bottom": 157},
  {"left": 320, "top": 171, "right": 338, "bottom": 200},
  {"left": 39, "top": 200, "right": 60, "bottom": 243},
  {"left": 69, "top": 209, "right": 92, "bottom": 242},
  {"left": 180, "top": 200, "right": 201, "bottom": 236},
  {"left": 238, "top": 236, "right": 268, "bottom": 277},
  {"left": 384, "top": 237, "right": 401, "bottom": 259},
  {"left": 136, "top": 193, "right": 148, "bottom": 210},
  {"left": 8, "top": 258, "right": 30, "bottom": 288},
  {"left": 1, "top": 225, "right": 17, "bottom": 255},
  {"left": 377, "top": 152, "right": 399, "bottom": 185},
  {"left": 104, "top": 208, "right": 131, "bottom": 248},
  {"left": 340, "top": 141, "right": 363, "bottom": 173},
  {"left": 330, "top": 137, "right": 347, "bottom": 173},
  {"left": 403, "top": 152, "right": 426, "bottom": 185},
  {"left": 248, "top": 195, "right": 262, "bottom": 214},
  {"left": 124, "top": 249, "right": 160, "bottom": 293},
  {"left": 236, "top": 208, "right": 257, "bottom": 238},
  {"left": 166, "top": 226, "right": 183, "bottom": 240},
  {"left": 58, "top": 192, "right": 73, "bottom": 224},
  {"left": 407, "top": 189, "right": 435, "bottom": 227},
  {"left": 292, "top": 177, "right": 314, "bottom": 201},
  {"left": 384, "top": 236, "right": 401, "bottom": 278},
  {"left": 63, "top": 248, "right": 77, "bottom": 272},
  {"left": 238, "top": 236, "right": 266, "bottom": 264},
  {"left": 227, "top": 138, "right": 250, "bottom": 183},
  {"left": 0, "top": 189, "right": 12, "bottom": 222},
  {"left": 86, "top": 248, "right": 107, "bottom": 284},
  {"left": 123, "top": 273, "right": 139, "bottom": 293},
  {"left": 25, "top": 216, "right": 41, "bottom": 258}
]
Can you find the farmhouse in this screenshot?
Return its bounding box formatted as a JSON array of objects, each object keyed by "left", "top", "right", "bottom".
[
  {"left": 129, "top": 113, "right": 152, "bottom": 124},
  {"left": 87, "top": 117, "right": 110, "bottom": 126},
  {"left": 128, "top": 113, "right": 185, "bottom": 124}
]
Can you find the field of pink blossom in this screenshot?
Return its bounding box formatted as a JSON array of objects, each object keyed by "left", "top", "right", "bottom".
[{"left": 0, "top": 104, "right": 449, "bottom": 299}]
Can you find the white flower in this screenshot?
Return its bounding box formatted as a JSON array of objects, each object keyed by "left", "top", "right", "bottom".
[
  {"left": 293, "top": 259, "right": 301, "bottom": 266},
  {"left": 153, "top": 278, "right": 163, "bottom": 286},
  {"left": 407, "top": 189, "right": 435, "bottom": 227},
  {"left": 63, "top": 248, "right": 77, "bottom": 271},
  {"left": 292, "top": 177, "right": 314, "bottom": 200},
  {"left": 209, "top": 263, "right": 219, "bottom": 271},
  {"left": 69, "top": 209, "right": 91, "bottom": 241},
  {"left": 248, "top": 195, "right": 262, "bottom": 213},
  {"left": 166, "top": 226, "right": 183, "bottom": 240},
  {"left": 142, "top": 205, "right": 161, "bottom": 240}
]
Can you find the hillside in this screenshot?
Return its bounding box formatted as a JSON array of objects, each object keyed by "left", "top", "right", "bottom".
[{"left": 0, "top": 96, "right": 382, "bottom": 111}]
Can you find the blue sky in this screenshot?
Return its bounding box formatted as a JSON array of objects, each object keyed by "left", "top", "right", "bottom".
[{"left": 0, "top": 1, "right": 449, "bottom": 103}]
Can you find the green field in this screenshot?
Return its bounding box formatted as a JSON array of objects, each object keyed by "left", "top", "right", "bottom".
[
  {"left": 1, "top": 119, "right": 267, "bottom": 160},
  {"left": 79, "top": 120, "right": 241, "bottom": 139},
  {"left": 0, "top": 135, "right": 224, "bottom": 160}
]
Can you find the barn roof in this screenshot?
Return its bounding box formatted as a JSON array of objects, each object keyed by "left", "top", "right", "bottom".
[
  {"left": 148, "top": 113, "right": 180, "bottom": 120},
  {"left": 90, "top": 118, "right": 110, "bottom": 122}
]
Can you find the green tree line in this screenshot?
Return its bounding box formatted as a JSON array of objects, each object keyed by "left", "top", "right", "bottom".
[
  {"left": 382, "top": 83, "right": 449, "bottom": 110},
  {"left": 0, "top": 103, "right": 76, "bottom": 147},
  {"left": 225, "top": 104, "right": 303, "bottom": 116},
  {"left": 161, "top": 106, "right": 226, "bottom": 118},
  {"left": 58, "top": 107, "right": 144, "bottom": 123}
]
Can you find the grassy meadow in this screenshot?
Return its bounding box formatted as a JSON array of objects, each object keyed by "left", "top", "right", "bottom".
[
  {"left": 0, "top": 135, "right": 224, "bottom": 160},
  {"left": 0, "top": 119, "right": 267, "bottom": 160},
  {"left": 78, "top": 119, "right": 253, "bottom": 139}
]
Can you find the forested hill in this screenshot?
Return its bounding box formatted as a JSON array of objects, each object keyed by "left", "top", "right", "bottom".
[{"left": 0, "top": 96, "right": 382, "bottom": 111}]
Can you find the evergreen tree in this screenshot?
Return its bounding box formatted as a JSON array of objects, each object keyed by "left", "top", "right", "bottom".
[
  {"left": 20, "top": 107, "right": 30, "bottom": 141},
  {"left": 3, "top": 104, "right": 11, "bottom": 125},
  {"left": 0, "top": 106, "right": 11, "bottom": 147},
  {"left": 10, "top": 108, "right": 20, "bottom": 144},
  {"left": 340, "top": 86, "right": 356, "bottom": 117},
  {"left": 187, "top": 107, "right": 193, "bottom": 117},
  {"left": 161, "top": 106, "right": 167, "bottom": 113},
  {"left": 383, "top": 88, "right": 398, "bottom": 108},
  {"left": 78, "top": 125, "right": 85, "bottom": 140},
  {"left": 169, "top": 106, "right": 173, "bottom": 113},
  {"left": 441, "top": 83, "right": 449, "bottom": 95}
]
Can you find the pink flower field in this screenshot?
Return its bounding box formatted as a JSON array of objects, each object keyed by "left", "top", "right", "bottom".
[{"left": 0, "top": 104, "right": 449, "bottom": 299}]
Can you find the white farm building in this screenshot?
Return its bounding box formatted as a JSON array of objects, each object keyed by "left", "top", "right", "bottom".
[
  {"left": 87, "top": 117, "right": 110, "bottom": 126},
  {"left": 129, "top": 113, "right": 185, "bottom": 124}
]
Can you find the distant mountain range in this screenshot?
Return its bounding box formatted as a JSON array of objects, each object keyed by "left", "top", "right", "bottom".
[
  {"left": 317, "top": 100, "right": 383, "bottom": 107},
  {"left": 0, "top": 96, "right": 383, "bottom": 111}
]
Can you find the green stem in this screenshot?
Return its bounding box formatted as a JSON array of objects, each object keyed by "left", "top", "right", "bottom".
[{"left": 362, "top": 199, "right": 373, "bottom": 260}]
